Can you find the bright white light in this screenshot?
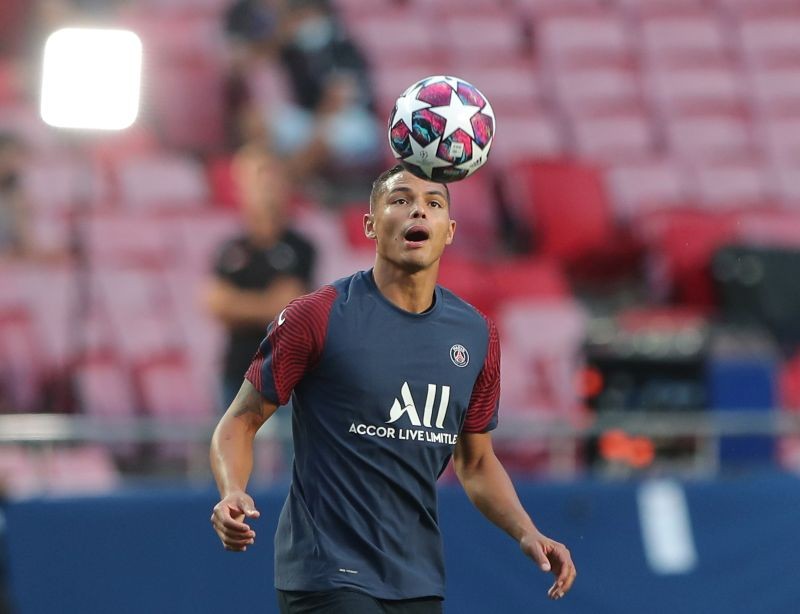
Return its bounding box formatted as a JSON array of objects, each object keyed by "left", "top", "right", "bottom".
[{"left": 40, "top": 28, "right": 142, "bottom": 131}]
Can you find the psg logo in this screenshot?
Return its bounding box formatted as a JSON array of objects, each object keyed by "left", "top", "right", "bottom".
[{"left": 450, "top": 344, "right": 469, "bottom": 368}]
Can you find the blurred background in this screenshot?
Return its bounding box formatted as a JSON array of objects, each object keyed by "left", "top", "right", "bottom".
[{"left": 2, "top": 0, "right": 800, "bottom": 612}]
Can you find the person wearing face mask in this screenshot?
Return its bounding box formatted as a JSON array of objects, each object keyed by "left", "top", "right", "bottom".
[
  {"left": 209, "top": 165, "right": 578, "bottom": 613},
  {"left": 278, "top": 0, "right": 373, "bottom": 112}
]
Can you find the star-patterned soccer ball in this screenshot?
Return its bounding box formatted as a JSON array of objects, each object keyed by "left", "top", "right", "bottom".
[{"left": 388, "top": 75, "right": 495, "bottom": 183}]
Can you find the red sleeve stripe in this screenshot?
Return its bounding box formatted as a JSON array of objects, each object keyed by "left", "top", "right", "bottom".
[
  {"left": 245, "top": 353, "right": 265, "bottom": 392},
  {"left": 463, "top": 314, "right": 501, "bottom": 433},
  {"left": 249, "top": 285, "right": 338, "bottom": 406}
]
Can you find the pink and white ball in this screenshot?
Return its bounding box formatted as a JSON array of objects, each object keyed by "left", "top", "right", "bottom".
[{"left": 388, "top": 75, "right": 495, "bottom": 183}]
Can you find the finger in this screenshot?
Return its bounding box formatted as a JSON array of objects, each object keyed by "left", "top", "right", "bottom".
[
  {"left": 224, "top": 535, "right": 255, "bottom": 548},
  {"left": 219, "top": 517, "right": 252, "bottom": 534}
]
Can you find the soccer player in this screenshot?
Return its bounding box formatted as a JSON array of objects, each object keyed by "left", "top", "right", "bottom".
[{"left": 210, "top": 165, "right": 577, "bottom": 613}]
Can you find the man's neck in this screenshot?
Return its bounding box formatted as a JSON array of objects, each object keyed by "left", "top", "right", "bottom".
[{"left": 372, "top": 259, "right": 439, "bottom": 314}]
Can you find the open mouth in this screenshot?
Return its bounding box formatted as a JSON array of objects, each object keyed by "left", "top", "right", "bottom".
[{"left": 404, "top": 226, "right": 430, "bottom": 242}]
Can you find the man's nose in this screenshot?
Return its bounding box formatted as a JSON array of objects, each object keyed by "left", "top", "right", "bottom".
[{"left": 410, "top": 202, "right": 427, "bottom": 218}]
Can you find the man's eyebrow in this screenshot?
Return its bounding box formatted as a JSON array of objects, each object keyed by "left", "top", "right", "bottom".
[{"left": 387, "top": 186, "right": 448, "bottom": 199}]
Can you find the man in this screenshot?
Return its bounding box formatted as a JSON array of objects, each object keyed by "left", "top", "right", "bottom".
[
  {"left": 210, "top": 165, "right": 577, "bottom": 613},
  {"left": 205, "top": 143, "right": 315, "bottom": 406}
]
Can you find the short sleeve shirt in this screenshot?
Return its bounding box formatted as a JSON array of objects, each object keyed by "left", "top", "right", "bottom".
[{"left": 246, "top": 270, "right": 501, "bottom": 599}]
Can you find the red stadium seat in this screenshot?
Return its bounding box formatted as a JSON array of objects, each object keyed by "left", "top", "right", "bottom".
[
  {"left": 138, "top": 355, "right": 215, "bottom": 419},
  {"left": 510, "top": 161, "right": 617, "bottom": 266},
  {"left": 445, "top": 172, "right": 501, "bottom": 257},
  {"left": 437, "top": 256, "right": 495, "bottom": 316},
  {"left": 736, "top": 209, "right": 800, "bottom": 248},
  {"left": 347, "top": 12, "right": 437, "bottom": 67},
  {"left": 634, "top": 209, "right": 740, "bottom": 305}
]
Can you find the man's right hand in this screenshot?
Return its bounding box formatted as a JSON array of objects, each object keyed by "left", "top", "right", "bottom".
[{"left": 210, "top": 491, "right": 260, "bottom": 552}]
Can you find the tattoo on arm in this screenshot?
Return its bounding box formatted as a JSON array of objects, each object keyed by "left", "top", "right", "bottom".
[{"left": 232, "top": 382, "right": 268, "bottom": 422}]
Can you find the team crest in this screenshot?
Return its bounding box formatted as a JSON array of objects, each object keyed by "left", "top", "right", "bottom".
[{"left": 450, "top": 344, "right": 469, "bottom": 367}]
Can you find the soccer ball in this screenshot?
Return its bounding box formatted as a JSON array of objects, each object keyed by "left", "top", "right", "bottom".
[{"left": 388, "top": 75, "right": 495, "bottom": 183}]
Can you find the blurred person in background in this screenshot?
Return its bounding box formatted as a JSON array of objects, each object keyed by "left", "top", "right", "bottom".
[
  {"left": 277, "top": 0, "right": 372, "bottom": 113},
  {"left": 210, "top": 166, "right": 576, "bottom": 612},
  {"left": 0, "top": 133, "right": 32, "bottom": 260},
  {"left": 205, "top": 143, "right": 315, "bottom": 408}
]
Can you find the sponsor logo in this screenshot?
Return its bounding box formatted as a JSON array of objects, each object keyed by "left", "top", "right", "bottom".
[
  {"left": 348, "top": 381, "right": 458, "bottom": 445},
  {"left": 277, "top": 308, "right": 287, "bottom": 326}
]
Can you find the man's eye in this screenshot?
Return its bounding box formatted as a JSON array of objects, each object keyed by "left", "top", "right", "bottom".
[
  {"left": 393, "top": 198, "right": 408, "bottom": 205},
  {"left": 429, "top": 201, "right": 442, "bottom": 208}
]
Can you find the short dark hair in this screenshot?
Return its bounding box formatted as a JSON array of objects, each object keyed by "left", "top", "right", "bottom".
[{"left": 368, "top": 164, "right": 450, "bottom": 212}]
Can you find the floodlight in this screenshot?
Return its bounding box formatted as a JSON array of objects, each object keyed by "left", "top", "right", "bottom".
[{"left": 40, "top": 28, "right": 142, "bottom": 131}]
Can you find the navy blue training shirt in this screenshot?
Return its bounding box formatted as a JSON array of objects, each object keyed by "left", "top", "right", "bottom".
[{"left": 245, "top": 269, "right": 501, "bottom": 600}]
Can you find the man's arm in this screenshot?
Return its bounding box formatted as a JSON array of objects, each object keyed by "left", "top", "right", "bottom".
[
  {"left": 453, "top": 431, "right": 577, "bottom": 600},
  {"left": 204, "top": 276, "right": 306, "bottom": 328},
  {"left": 209, "top": 380, "right": 279, "bottom": 551}
]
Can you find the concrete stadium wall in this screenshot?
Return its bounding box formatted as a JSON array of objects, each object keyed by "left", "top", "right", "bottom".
[{"left": 5, "top": 473, "right": 800, "bottom": 613}]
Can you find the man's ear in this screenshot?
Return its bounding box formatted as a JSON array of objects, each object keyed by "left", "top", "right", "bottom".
[{"left": 364, "top": 213, "right": 377, "bottom": 239}]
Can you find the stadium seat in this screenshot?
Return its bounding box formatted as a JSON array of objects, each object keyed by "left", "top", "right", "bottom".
[
  {"left": 736, "top": 209, "right": 800, "bottom": 248},
  {"left": 664, "top": 112, "right": 756, "bottom": 162},
  {"left": 761, "top": 115, "right": 800, "bottom": 164},
  {"left": 738, "top": 11, "right": 800, "bottom": 66},
  {"left": 538, "top": 13, "right": 633, "bottom": 66},
  {"left": 570, "top": 109, "right": 657, "bottom": 162},
  {"left": 446, "top": 61, "right": 543, "bottom": 116},
  {"left": 552, "top": 61, "right": 643, "bottom": 117},
  {"left": 445, "top": 172, "right": 501, "bottom": 257},
  {"left": 341, "top": 205, "right": 372, "bottom": 252},
  {"left": 85, "top": 213, "right": 174, "bottom": 268},
  {"left": 21, "top": 156, "right": 108, "bottom": 214},
  {"left": 487, "top": 112, "right": 564, "bottom": 164},
  {"left": 639, "top": 11, "right": 732, "bottom": 64},
  {"left": 509, "top": 161, "right": 617, "bottom": 266},
  {"left": 73, "top": 358, "right": 138, "bottom": 418},
  {"left": 0, "top": 308, "right": 41, "bottom": 412},
  {"left": 0, "top": 446, "right": 43, "bottom": 498},
  {"left": 495, "top": 298, "right": 588, "bottom": 475},
  {"left": 116, "top": 153, "right": 210, "bottom": 210},
  {"left": 436, "top": 256, "right": 495, "bottom": 315},
  {"left": 604, "top": 157, "right": 688, "bottom": 220},
  {"left": 41, "top": 446, "right": 120, "bottom": 494},
  {"left": 634, "top": 209, "right": 740, "bottom": 305},
  {"left": 94, "top": 267, "right": 183, "bottom": 365},
  {"left": 646, "top": 60, "right": 748, "bottom": 115},
  {"left": 687, "top": 159, "right": 773, "bottom": 210},
  {"left": 749, "top": 63, "right": 800, "bottom": 116},
  {"left": 770, "top": 162, "right": 800, "bottom": 207},
  {"left": 137, "top": 355, "right": 214, "bottom": 419},
  {"left": 170, "top": 209, "right": 242, "bottom": 273},
  {"left": 440, "top": 14, "right": 528, "bottom": 64},
  {"left": 347, "top": 12, "right": 437, "bottom": 67}
]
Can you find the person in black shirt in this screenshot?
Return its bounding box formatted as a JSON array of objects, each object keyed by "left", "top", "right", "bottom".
[{"left": 205, "top": 143, "right": 315, "bottom": 406}]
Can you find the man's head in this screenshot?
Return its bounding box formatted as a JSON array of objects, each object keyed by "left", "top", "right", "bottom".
[
  {"left": 365, "top": 165, "right": 456, "bottom": 272},
  {"left": 231, "top": 143, "right": 289, "bottom": 243}
]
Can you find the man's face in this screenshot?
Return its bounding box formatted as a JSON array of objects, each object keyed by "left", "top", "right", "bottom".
[{"left": 365, "top": 171, "right": 456, "bottom": 272}]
